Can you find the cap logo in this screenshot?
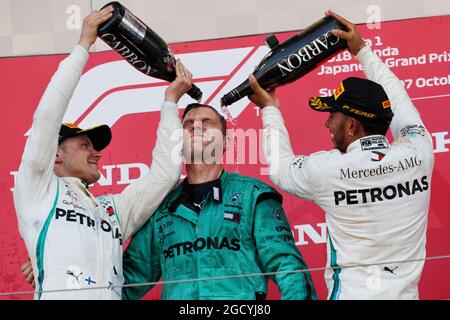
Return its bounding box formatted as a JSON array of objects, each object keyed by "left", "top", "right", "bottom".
[
  {"left": 333, "top": 82, "right": 345, "bottom": 100},
  {"left": 309, "top": 97, "right": 330, "bottom": 111},
  {"left": 342, "top": 105, "right": 376, "bottom": 119},
  {"left": 382, "top": 100, "right": 391, "bottom": 109}
]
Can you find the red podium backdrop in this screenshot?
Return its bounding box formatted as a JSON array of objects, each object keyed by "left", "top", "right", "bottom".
[{"left": 1, "top": 15, "right": 449, "bottom": 300}]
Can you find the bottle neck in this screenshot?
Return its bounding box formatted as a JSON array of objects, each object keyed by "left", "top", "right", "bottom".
[{"left": 221, "top": 79, "right": 251, "bottom": 106}]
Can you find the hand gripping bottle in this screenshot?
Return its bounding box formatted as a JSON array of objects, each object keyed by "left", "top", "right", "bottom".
[
  {"left": 98, "top": 1, "right": 202, "bottom": 101},
  {"left": 220, "top": 16, "right": 347, "bottom": 106}
]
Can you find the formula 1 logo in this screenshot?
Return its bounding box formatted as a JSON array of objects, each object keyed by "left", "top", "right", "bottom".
[{"left": 25, "top": 46, "right": 270, "bottom": 135}]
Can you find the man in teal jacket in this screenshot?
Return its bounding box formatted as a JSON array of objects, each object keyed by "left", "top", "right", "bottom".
[{"left": 123, "top": 103, "right": 316, "bottom": 300}]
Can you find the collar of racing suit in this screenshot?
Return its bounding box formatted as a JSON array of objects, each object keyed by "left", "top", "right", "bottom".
[
  {"left": 60, "top": 176, "right": 98, "bottom": 208},
  {"left": 168, "top": 170, "right": 225, "bottom": 213}
]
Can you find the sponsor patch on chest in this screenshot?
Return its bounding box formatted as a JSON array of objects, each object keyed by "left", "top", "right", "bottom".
[
  {"left": 360, "top": 136, "right": 389, "bottom": 151},
  {"left": 224, "top": 211, "right": 241, "bottom": 224}
]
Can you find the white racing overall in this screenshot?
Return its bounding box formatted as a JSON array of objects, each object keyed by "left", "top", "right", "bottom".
[
  {"left": 262, "top": 46, "right": 434, "bottom": 299},
  {"left": 14, "top": 45, "right": 182, "bottom": 299}
]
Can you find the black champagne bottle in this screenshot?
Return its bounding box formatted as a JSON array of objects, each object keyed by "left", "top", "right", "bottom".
[
  {"left": 97, "top": 1, "right": 202, "bottom": 101},
  {"left": 220, "top": 16, "right": 347, "bottom": 106}
]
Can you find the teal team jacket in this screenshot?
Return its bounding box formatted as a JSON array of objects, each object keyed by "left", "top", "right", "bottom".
[{"left": 123, "top": 171, "right": 316, "bottom": 300}]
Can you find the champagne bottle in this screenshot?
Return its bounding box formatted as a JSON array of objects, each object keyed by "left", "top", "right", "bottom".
[
  {"left": 97, "top": 1, "right": 202, "bottom": 101},
  {"left": 220, "top": 16, "right": 348, "bottom": 106}
]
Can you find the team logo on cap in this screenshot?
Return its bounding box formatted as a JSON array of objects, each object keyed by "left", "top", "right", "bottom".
[
  {"left": 382, "top": 100, "right": 391, "bottom": 109},
  {"left": 333, "top": 82, "right": 345, "bottom": 100}
]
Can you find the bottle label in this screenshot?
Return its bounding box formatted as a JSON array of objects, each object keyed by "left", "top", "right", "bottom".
[
  {"left": 119, "top": 10, "right": 146, "bottom": 41},
  {"left": 277, "top": 31, "right": 342, "bottom": 76},
  {"left": 100, "top": 33, "right": 152, "bottom": 75}
]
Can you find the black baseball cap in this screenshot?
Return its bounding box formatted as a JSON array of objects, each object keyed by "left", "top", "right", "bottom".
[
  {"left": 308, "top": 77, "right": 394, "bottom": 124},
  {"left": 58, "top": 123, "right": 112, "bottom": 151}
]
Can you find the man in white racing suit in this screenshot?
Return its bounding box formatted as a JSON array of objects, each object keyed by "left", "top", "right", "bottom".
[
  {"left": 249, "top": 10, "right": 434, "bottom": 299},
  {"left": 14, "top": 7, "right": 192, "bottom": 299}
]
